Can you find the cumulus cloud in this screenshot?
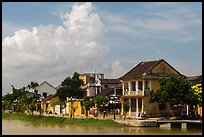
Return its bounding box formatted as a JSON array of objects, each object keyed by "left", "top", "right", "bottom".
[
  {"left": 111, "top": 60, "right": 125, "bottom": 78},
  {"left": 2, "top": 2, "right": 108, "bottom": 93}
]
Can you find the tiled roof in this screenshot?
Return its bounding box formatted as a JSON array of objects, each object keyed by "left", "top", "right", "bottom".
[
  {"left": 120, "top": 59, "right": 162, "bottom": 80},
  {"left": 186, "top": 75, "right": 202, "bottom": 85},
  {"left": 100, "top": 79, "right": 121, "bottom": 84},
  {"left": 95, "top": 88, "right": 114, "bottom": 97},
  {"left": 120, "top": 59, "right": 184, "bottom": 80},
  {"left": 43, "top": 94, "right": 56, "bottom": 102}
]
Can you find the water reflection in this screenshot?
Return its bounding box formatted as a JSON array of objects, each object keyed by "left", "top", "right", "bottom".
[{"left": 2, "top": 119, "right": 202, "bottom": 135}]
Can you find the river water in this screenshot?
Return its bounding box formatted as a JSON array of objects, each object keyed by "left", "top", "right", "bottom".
[{"left": 2, "top": 119, "right": 202, "bottom": 135}]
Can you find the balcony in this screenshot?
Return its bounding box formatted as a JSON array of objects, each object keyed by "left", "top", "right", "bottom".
[
  {"left": 144, "top": 89, "right": 150, "bottom": 96},
  {"left": 137, "top": 90, "right": 143, "bottom": 96},
  {"left": 124, "top": 90, "right": 143, "bottom": 96}
]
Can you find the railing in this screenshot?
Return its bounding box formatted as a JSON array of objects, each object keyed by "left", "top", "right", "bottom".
[
  {"left": 138, "top": 90, "right": 143, "bottom": 96},
  {"left": 124, "top": 90, "right": 143, "bottom": 96},
  {"left": 144, "top": 89, "right": 150, "bottom": 96},
  {"left": 124, "top": 91, "right": 129, "bottom": 96},
  {"left": 130, "top": 91, "right": 136, "bottom": 96}
]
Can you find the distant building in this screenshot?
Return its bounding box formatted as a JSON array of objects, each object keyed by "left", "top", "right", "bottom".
[
  {"left": 34, "top": 81, "right": 57, "bottom": 99},
  {"left": 186, "top": 75, "right": 202, "bottom": 85},
  {"left": 80, "top": 73, "right": 104, "bottom": 97}
]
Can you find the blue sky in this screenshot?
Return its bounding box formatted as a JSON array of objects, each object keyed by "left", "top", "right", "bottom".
[{"left": 2, "top": 2, "right": 202, "bottom": 95}]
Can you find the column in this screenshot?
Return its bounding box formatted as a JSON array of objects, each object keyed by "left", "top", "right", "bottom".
[
  {"left": 187, "top": 105, "right": 189, "bottom": 115},
  {"left": 142, "top": 80, "right": 145, "bottom": 95},
  {"left": 128, "top": 81, "right": 131, "bottom": 91},
  {"left": 136, "top": 81, "right": 138, "bottom": 91},
  {"left": 150, "top": 80, "right": 152, "bottom": 91},
  {"left": 129, "top": 98, "right": 131, "bottom": 116},
  {"left": 122, "top": 82, "right": 125, "bottom": 95},
  {"left": 136, "top": 98, "right": 138, "bottom": 118}
]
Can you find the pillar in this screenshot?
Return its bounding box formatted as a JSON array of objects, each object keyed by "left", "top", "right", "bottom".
[
  {"left": 128, "top": 81, "right": 131, "bottom": 91},
  {"left": 136, "top": 98, "right": 139, "bottom": 118},
  {"left": 128, "top": 98, "right": 131, "bottom": 116}
]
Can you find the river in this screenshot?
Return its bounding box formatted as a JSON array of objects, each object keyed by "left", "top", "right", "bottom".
[{"left": 2, "top": 119, "right": 202, "bottom": 135}]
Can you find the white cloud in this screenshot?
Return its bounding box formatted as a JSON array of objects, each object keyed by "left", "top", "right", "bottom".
[
  {"left": 101, "top": 4, "right": 201, "bottom": 44},
  {"left": 111, "top": 60, "right": 125, "bottom": 79},
  {"left": 2, "top": 2, "right": 108, "bottom": 94}
]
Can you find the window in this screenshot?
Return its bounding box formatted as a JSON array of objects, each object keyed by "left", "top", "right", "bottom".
[
  {"left": 145, "top": 81, "right": 148, "bottom": 90},
  {"left": 159, "top": 103, "right": 166, "bottom": 110},
  {"left": 124, "top": 82, "right": 128, "bottom": 91},
  {"left": 105, "top": 84, "right": 108, "bottom": 88},
  {"left": 131, "top": 82, "right": 136, "bottom": 91},
  {"left": 138, "top": 81, "right": 143, "bottom": 90},
  {"left": 43, "top": 92, "right": 47, "bottom": 98}
]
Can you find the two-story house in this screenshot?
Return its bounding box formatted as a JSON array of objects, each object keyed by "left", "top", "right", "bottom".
[
  {"left": 81, "top": 73, "right": 104, "bottom": 97},
  {"left": 119, "top": 59, "right": 185, "bottom": 117}
]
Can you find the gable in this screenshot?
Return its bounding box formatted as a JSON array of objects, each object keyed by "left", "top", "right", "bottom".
[
  {"left": 151, "top": 60, "right": 180, "bottom": 75},
  {"left": 35, "top": 81, "right": 57, "bottom": 95}
]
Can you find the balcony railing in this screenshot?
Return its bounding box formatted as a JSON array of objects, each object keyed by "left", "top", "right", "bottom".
[
  {"left": 130, "top": 91, "right": 136, "bottom": 96},
  {"left": 144, "top": 89, "right": 150, "bottom": 96},
  {"left": 124, "top": 90, "right": 143, "bottom": 96},
  {"left": 137, "top": 90, "right": 143, "bottom": 96}
]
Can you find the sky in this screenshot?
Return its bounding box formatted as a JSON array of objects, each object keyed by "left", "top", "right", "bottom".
[{"left": 2, "top": 2, "right": 202, "bottom": 95}]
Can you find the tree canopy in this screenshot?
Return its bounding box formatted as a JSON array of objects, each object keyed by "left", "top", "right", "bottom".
[
  {"left": 2, "top": 81, "right": 40, "bottom": 113},
  {"left": 56, "top": 72, "right": 84, "bottom": 102},
  {"left": 191, "top": 84, "right": 202, "bottom": 106},
  {"left": 149, "top": 77, "right": 199, "bottom": 106}
]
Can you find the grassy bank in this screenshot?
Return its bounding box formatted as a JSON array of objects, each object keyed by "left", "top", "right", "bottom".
[{"left": 2, "top": 112, "right": 128, "bottom": 127}]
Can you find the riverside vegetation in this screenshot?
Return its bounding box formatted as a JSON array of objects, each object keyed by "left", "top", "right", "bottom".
[{"left": 2, "top": 112, "right": 128, "bottom": 127}]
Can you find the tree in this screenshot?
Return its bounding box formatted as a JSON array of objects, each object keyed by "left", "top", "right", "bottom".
[
  {"left": 122, "top": 100, "right": 130, "bottom": 120},
  {"left": 56, "top": 72, "right": 84, "bottom": 102},
  {"left": 27, "top": 81, "right": 39, "bottom": 90},
  {"left": 83, "top": 96, "right": 94, "bottom": 118},
  {"left": 149, "top": 76, "right": 199, "bottom": 116},
  {"left": 191, "top": 84, "right": 202, "bottom": 106},
  {"left": 93, "top": 96, "right": 109, "bottom": 113}
]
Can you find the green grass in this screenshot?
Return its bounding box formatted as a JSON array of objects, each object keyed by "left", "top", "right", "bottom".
[{"left": 2, "top": 112, "right": 128, "bottom": 127}]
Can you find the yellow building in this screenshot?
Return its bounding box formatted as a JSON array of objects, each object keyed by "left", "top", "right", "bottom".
[
  {"left": 80, "top": 73, "right": 104, "bottom": 97},
  {"left": 120, "top": 59, "right": 185, "bottom": 117},
  {"left": 41, "top": 95, "right": 60, "bottom": 114},
  {"left": 66, "top": 97, "right": 85, "bottom": 117}
]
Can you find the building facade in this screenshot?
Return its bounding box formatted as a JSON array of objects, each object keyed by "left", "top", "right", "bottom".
[{"left": 120, "top": 59, "right": 185, "bottom": 117}]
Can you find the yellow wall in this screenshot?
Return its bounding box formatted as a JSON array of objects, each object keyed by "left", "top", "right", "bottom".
[
  {"left": 122, "top": 78, "right": 174, "bottom": 117},
  {"left": 152, "top": 61, "right": 179, "bottom": 75},
  {"left": 81, "top": 75, "right": 87, "bottom": 84},
  {"left": 121, "top": 60, "right": 184, "bottom": 117},
  {"left": 151, "top": 79, "right": 160, "bottom": 92},
  {"left": 67, "top": 101, "right": 83, "bottom": 116},
  {"left": 197, "top": 106, "right": 202, "bottom": 116}
]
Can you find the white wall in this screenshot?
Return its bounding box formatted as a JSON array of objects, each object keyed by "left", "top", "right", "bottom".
[{"left": 35, "top": 81, "right": 57, "bottom": 97}]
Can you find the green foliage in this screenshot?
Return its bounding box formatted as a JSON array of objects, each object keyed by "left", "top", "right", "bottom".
[
  {"left": 56, "top": 72, "right": 84, "bottom": 102},
  {"left": 123, "top": 100, "right": 129, "bottom": 114},
  {"left": 191, "top": 84, "right": 202, "bottom": 106},
  {"left": 149, "top": 77, "right": 198, "bottom": 105},
  {"left": 93, "top": 96, "right": 109, "bottom": 113},
  {"left": 83, "top": 96, "right": 94, "bottom": 111},
  {"left": 2, "top": 81, "right": 41, "bottom": 113},
  {"left": 2, "top": 112, "right": 127, "bottom": 127}
]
